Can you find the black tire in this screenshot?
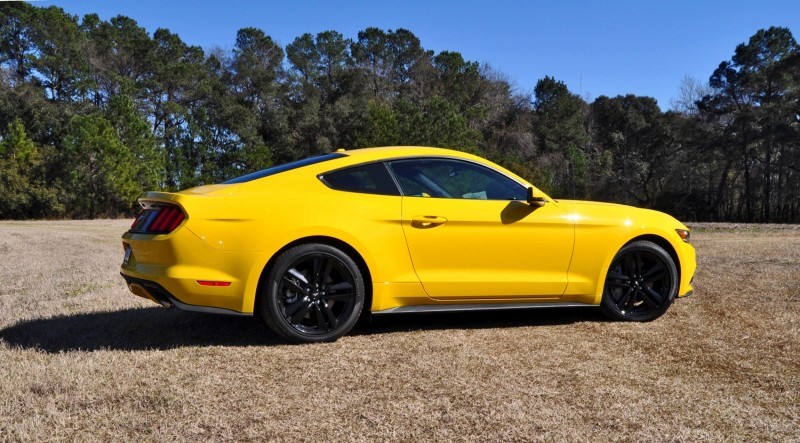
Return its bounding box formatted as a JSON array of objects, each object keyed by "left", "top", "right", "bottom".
[
  {"left": 600, "top": 240, "right": 678, "bottom": 322},
  {"left": 259, "top": 243, "right": 365, "bottom": 343}
]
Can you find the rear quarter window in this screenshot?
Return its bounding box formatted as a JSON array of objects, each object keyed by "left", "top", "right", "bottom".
[{"left": 319, "top": 162, "right": 400, "bottom": 196}]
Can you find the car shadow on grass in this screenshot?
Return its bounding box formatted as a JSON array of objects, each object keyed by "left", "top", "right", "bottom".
[
  {"left": 0, "top": 307, "right": 277, "bottom": 352},
  {"left": 0, "top": 306, "right": 603, "bottom": 352}
]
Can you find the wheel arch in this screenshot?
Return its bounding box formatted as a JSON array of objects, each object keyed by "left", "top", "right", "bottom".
[{"left": 253, "top": 235, "right": 373, "bottom": 320}]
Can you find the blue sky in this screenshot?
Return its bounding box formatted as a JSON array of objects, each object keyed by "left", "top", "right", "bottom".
[{"left": 46, "top": 0, "right": 800, "bottom": 109}]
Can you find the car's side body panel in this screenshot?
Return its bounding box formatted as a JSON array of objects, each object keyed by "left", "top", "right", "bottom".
[{"left": 400, "top": 196, "right": 574, "bottom": 299}]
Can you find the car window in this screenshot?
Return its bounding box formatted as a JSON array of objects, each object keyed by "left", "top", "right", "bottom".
[
  {"left": 387, "top": 158, "right": 526, "bottom": 200},
  {"left": 320, "top": 162, "right": 400, "bottom": 196}
]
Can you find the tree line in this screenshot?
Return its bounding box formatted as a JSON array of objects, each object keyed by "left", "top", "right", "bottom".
[{"left": 1, "top": 3, "right": 798, "bottom": 221}]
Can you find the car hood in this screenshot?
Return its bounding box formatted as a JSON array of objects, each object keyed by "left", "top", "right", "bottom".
[{"left": 555, "top": 199, "right": 689, "bottom": 230}]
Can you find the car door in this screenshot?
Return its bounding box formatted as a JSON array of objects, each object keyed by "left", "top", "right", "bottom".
[{"left": 388, "top": 158, "right": 575, "bottom": 300}]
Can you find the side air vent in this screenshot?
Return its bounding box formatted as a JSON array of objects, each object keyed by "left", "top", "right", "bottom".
[{"left": 130, "top": 204, "right": 186, "bottom": 234}]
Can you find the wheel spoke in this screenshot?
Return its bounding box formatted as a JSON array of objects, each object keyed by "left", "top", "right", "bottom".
[
  {"left": 608, "top": 270, "right": 628, "bottom": 281},
  {"left": 643, "top": 272, "right": 666, "bottom": 284},
  {"left": 641, "top": 261, "right": 666, "bottom": 283},
  {"left": 322, "top": 258, "right": 334, "bottom": 284},
  {"left": 311, "top": 257, "right": 324, "bottom": 285},
  {"left": 624, "top": 288, "right": 639, "bottom": 311},
  {"left": 282, "top": 274, "right": 308, "bottom": 294},
  {"left": 638, "top": 289, "right": 657, "bottom": 307},
  {"left": 326, "top": 281, "right": 355, "bottom": 300},
  {"left": 313, "top": 304, "right": 329, "bottom": 331},
  {"left": 322, "top": 303, "right": 338, "bottom": 329},
  {"left": 288, "top": 267, "right": 309, "bottom": 283},
  {"left": 609, "top": 288, "right": 624, "bottom": 303},
  {"left": 289, "top": 302, "right": 311, "bottom": 323},
  {"left": 643, "top": 287, "right": 664, "bottom": 307},
  {"left": 635, "top": 252, "right": 644, "bottom": 275},
  {"left": 623, "top": 255, "right": 636, "bottom": 276},
  {"left": 284, "top": 297, "right": 306, "bottom": 317},
  {"left": 327, "top": 292, "right": 355, "bottom": 301},
  {"left": 615, "top": 287, "right": 634, "bottom": 310},
  {"left": 606, "top": 280, "right": 629, "bottom": 288}
]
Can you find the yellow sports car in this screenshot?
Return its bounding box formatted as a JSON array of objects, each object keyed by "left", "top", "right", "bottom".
[{"left": 121, "top": 146, "right": 696, "bottom": 343}]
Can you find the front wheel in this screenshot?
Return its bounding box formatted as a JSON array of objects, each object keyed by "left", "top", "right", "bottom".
[
  {"left": 600, "top": 240, "right": 678, "bottom": 322},
  {"left": 260, "top": 244, "right": 365, "bottom": 343}
]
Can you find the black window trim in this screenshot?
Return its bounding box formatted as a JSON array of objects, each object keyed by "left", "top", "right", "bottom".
[{"left": 384, "top": 156, "right": 529, "bottom": 200}]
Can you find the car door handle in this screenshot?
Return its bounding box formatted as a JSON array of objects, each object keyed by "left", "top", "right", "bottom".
[{"left": 411, "top": 215, "right": 448, "bottom": 227}]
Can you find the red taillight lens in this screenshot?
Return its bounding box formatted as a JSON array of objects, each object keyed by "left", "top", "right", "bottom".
[
  {"left": 129, "top": 204, "right": 185, "bottom": 234},
  {"left": 150, "top": 206, "right": 185, "bottom": 233},
  {"left": 165, "top": 209, "right": 185, "bottom": 232},
  {"left": 197, "top": 281, "right": 232, "bottom": 287}
]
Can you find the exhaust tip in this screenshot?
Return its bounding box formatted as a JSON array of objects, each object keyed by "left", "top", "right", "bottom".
[{"left": 128, "top": 283, "right": 173, "bottom": 308}]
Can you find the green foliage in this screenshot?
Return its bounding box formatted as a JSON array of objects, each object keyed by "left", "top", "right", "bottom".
[
  {"left": 699, "top": 26, "right": 800, "bottom": 221},
  {"left": 351, "top": 27, "right": 425, "bottom": 99},
  {"left": 0, "top": 118, "right": 61, "bottom": 218},
  {"left": 29, "top": 6, "right": 90, "bottom": 101},
  {"left": 0, "top": 2, "right": 36, "bottom": 81},
  {"left": 105, "top": 95, "right": 163, "bottom": 189},
  {"left": 589, "top": 95, "right": 677, "bottom": 206},
  {"left": 357, "top": 98, "right": 479, "bottom": 151},
  {"left": 62, "top": 113, "right": 138, "bottom": 218},
  {"left": 533, "top": 76, "right": 590, "bottom": 198}
]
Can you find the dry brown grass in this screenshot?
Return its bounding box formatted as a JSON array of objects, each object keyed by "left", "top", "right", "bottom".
[{"left": 0, "top": 220, "right": 797, "bottom": 442}]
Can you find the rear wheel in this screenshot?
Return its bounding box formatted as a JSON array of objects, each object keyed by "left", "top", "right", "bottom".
[
  {"left": 600, "top": 240, "right": 678, "bottom": 322},
  {"left": 260, "top": 243, "right": 365, "bottom": 343}
]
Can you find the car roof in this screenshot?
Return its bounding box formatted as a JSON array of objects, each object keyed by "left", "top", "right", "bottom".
[
  {"left": 331, "top": 146, "right": 532, "bottom": 189},
  {"left": 185, "top": 145, "right": 533, "bottom": 195},
  {"left": 338, "top": 146, "right": 480, "bottom": 163}
]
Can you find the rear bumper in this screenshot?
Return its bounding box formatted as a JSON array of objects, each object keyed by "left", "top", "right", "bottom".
[
  {"left": 121, "top": 226, "right": 263, "bottom": 313},
  {"left": 121, "top": 274, "right": 250, "bottom": 316}
]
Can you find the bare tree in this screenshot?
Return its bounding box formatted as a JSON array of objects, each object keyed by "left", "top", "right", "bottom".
[{"left": 670, "top": 75, "right": 711, "bottom": 115}]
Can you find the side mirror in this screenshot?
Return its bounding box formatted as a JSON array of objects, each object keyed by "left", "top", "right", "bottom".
[{"left": 526, "top": 187, "right": 548, "bottom": 207}]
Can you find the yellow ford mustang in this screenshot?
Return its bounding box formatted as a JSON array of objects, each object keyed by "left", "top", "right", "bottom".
[{"left": 121, "top": 146, "right": 696, "bottom": 343}]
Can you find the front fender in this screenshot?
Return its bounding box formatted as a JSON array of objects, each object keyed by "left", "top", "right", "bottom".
[{"left": 561, "top": 202, "right": 693, "bottom": 304}]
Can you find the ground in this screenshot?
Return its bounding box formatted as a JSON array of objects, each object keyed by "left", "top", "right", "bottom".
[{"left": 0, "top": 220, "right": 797, "bottom": 442}]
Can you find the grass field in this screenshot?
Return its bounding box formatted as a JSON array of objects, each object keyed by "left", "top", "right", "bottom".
[{"left": 0, "top": 220, "right": 797, "bottom": 442}]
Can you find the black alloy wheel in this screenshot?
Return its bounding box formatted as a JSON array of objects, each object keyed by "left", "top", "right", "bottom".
[
  {"left": 600, "top": 240, "right": 678, "bottom": 322},
  {"left": 261, "top": 244, "right": 365, "bottom": 343}
]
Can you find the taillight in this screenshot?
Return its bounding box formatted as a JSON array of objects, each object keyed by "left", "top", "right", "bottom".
[
  {"left": 197, "top": 280, "right": 232, "bottom": 287},
  {"left": 130, "top": 204, "right": 186, "bottom": 234}
]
